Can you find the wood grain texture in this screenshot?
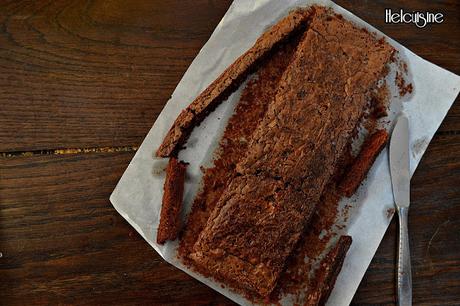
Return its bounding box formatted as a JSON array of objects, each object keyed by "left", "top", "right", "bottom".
[
  {"left": 1, "top": 135, "right": 459, "bottom": 305},
  {"left": 0, "top": 152, "right": 231, "bottom": 305},
  {"left": 0, "top": 0, "right": 233, "bottom": 152},
  {"left": 0, "top": 0, "right": 458, "bottom": 153},
  {"left": 0, "top": 0, "right": 459, "bottom": 305},
  {"left": 352, "top": 134, "right": 460, "bottom": 305}
]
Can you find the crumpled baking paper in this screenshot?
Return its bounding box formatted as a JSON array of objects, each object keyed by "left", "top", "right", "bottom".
[{"left": 110, "top": 0, "right": 460, "bottom": 305}]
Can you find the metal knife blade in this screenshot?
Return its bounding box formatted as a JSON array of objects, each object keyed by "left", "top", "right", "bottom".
[
  {"left": 389, "top": 113, "right": 412, "bottom": 306},
  {"left": 390, "top": 114, "right": 410, "bottom": 208}
]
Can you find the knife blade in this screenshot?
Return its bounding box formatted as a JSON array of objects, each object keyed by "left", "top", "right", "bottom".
[
  {"left": 390, "top": 114, "right": 410, "bottom": 208},
  {"left": 389, "top": 114, "right": 412, "bottom": 306}
]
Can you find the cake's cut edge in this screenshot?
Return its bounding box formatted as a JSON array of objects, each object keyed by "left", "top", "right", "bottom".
[
  {"left": 306, "top": 235, "right": 352, "bottom": 306},
  {"left": 339, "top": 129, "right": 389, "bottom": 197},
  {"left": 157, "top": 157, "right": 187, "bottom": 244}
]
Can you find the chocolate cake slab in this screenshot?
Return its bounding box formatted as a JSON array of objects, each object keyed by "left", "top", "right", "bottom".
[
  {"left": 190, "top": 7, "right": 394, "bottom": 297},
  {"left": 179, "top": 30, "right": 302, "bottom": 259},
  {"left": 157, "top": 157, "right": 187, "bottom": 244}
]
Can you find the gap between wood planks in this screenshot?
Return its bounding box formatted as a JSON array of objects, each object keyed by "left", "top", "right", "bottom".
[
  {"left": 437, "top": 130, "right": 460, "bottom": 136},
  {"left": 0, "top": 130, "right": 458, "bottom": 158},
  {"left": 0, "top": 146, "right": 138, "bottom": 158}
]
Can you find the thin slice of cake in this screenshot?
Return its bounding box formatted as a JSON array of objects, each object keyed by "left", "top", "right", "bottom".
[
  {"left": 157, "top": 157, "right": 187, "bottom": 244},
  {"left": 306, "top": 236, "right": 353, "bottom": 305},
  {"left": 156, "top": 8, "right": 314, "bottom": 157},
  {"left": 339, "top": 129, "right": 389, "bottom": 197}
]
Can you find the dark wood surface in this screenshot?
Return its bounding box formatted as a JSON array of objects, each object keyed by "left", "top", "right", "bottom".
[{"left": 0, "top": 1, "right": 458, "bottom": 305}]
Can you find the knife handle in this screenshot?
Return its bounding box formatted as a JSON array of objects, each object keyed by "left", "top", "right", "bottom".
[{"left": 397, "top": 206, "right": 412, "bottom": 306}]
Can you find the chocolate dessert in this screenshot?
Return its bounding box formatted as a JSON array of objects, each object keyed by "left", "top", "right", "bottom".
[
  {"left": 189, "top": 7, "right": 394, "bottom": 297},
  {"left": 340, "top": 129, "right": 389, "bottom": 197},
  {"left": 157, "top": 157, "right": 187, "bottom": 244},
  {"left": 305, "top": 236, "right": 353, "bottom": 306},
  {"left": 157, "top": 5, "right": 396, "bottom": 304},
  {"left": 179, "top": 29, "right": 302, "bottom": 262}
]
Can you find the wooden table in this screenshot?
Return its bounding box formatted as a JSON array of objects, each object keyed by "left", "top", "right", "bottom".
[{"left": 1, "top": 1, "right": 459, "bottom": 305}]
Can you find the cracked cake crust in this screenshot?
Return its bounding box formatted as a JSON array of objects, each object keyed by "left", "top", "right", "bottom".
[{"left": 189, "top": 7, "right": 394, "bottom": 297}]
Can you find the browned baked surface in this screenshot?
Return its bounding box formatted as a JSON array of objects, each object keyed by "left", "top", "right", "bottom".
[
  {"left": 190, "top": 6, "right": 394, "bottom": 297},
  {"left": 157, "top": 157, "right": 187, "bottom": 244},
  {"left": 179, "top": 32, "right": 301, "bottom": 261},
  {"left": 236, "top": 11, "right": 394, "bottom": 186},
  {"left": 191, "top": 175, "right": 314, "bottom": 296},
  {"left": 340, "top": 129, "right": 389, "bottom": 197},
  {"left": 156, "top": 8, "right": 313, "bottom": 157},
  {"left": 306, "top": 236, "right": 352, "bottom": 306}
]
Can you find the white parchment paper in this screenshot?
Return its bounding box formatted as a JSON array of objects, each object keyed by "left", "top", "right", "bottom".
[{"left": 110, "top": 1, "right": 460, "bottom": 305}]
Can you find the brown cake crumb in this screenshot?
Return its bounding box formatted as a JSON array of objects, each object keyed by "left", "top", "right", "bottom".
[
  {"left": 339, "top": 130, "right": 389, "bottom": 197},
  {"left": 387, "top": 207, "right": 395, "bottom": 219},
  {"left": 362, "top": 82, "right": 390, "bottom": 136},
  {"left": 157, "top": 157, "right": 187, "bottom": 244},
  {"left": 395, "top": 71, "right": 413, "bottom": 96},
  {"left": 371, "top": 83, "right": 390, "bottom": 119}
]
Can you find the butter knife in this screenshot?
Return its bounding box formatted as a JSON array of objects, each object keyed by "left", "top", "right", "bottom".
[{"left": 389, "top": 114, "right": 412, "bottom": 306}]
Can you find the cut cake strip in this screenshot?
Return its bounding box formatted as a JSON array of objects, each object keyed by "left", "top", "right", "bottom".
[
  {"left": 157, "top": 157, "right": 187, "bottom": 244},
  {"left": 306, "top": 235, "right": 352, "bottom": 306},
  {"left": 339, "top": 129, "right": 389, "bottom": 197},
  {"left": 156, "top": 8, "right": 314, "bottom": 157}
]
